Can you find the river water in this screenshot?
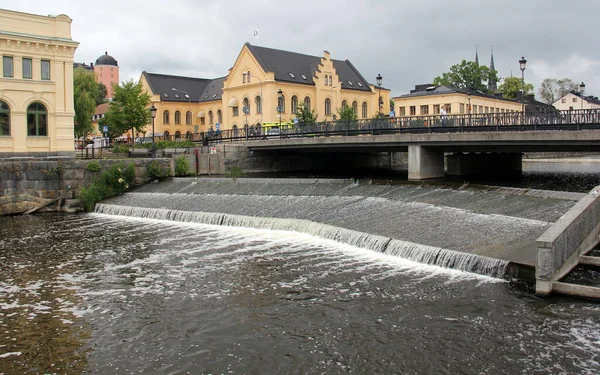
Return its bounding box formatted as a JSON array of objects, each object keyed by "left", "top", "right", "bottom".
[{"left": 1, "top": 160, "right": 600, "bottom": 374}]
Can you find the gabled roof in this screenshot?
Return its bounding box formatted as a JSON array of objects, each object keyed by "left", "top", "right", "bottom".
[
  {"left": 245, "top": 43, "right": 372, "bottom": 92},
  {"left": 142, "top": 71, "right": 224, "bottom": 102}
]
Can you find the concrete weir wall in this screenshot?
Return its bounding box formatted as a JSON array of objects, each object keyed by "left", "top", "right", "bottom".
[
  {"left": 536, "top": 185, "right": 600, "bottom": 295},
  {"left": 0, "top": 158, "right": 171, "bottom": 215}
]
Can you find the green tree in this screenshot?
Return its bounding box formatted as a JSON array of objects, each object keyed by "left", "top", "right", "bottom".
[
  {"left": 538, "top": 78, "right": 579, "bottom": 104},
  {"left": 337, "top": 105, "right": 357, "bottom": 121},
  {"left": 293, "top": 103, "right": 318, "bottom": 124},
  {"left": 96, "top": 82, "right": 108, "bottom": 106},
  {"left": 99, "top": 80, "right": 151, "bottom": 139},
  {"left": 433, "top": 60, "right": 498, "bottom": 92},
  {"left": 73, "top": 68, "right": 100, "bottom": 139},
  {"left": 390, "top": 99, "right": 395, "bottom": 112},
  {"left": 498, "top": 77, "right": 534, "bottom": 100}
]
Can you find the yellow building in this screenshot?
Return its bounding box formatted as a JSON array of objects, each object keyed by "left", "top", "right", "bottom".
[
  {"left": 139, "top": 43, "right": 389, "bottom": 138},
  {"left": 393, "top": 84, "right": 521, "bottom": 118},
  {"left": 0, "top": 9, "right": 78, "bottom": 157}
]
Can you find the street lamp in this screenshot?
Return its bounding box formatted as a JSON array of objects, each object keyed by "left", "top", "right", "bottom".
[
  {"left": 467, "top": 93, "right": 472, "bottom": 126},
  {"left": 149, "top": 104, "right": 157, "bottom": 158},
  {"left": 519, "top": 57, "right": 527, "bottom": 113},
  {"left": 277, "top": 88, "right": 283, "bottom": 127},
  {"left": 376, "top": 73, "right": 383, "bottom": 116},
  {"left": 580, "top": 82, "right": 586, "bottom": 109}
]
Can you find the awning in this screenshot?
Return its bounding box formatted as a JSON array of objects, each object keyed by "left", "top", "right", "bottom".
[
  {"left": 228, "top": 97, "right": 239, "bottom": 107},
  {"left": 197, "top": 110, "right": 205, "bottom": 118}
]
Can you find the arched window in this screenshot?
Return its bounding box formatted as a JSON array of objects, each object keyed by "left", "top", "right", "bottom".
[
  {"left": 174, "top": 110, "right": 181, "bottom": 124},
  {"left": 362, "top": 102, "right": 368, "bottom": 118},
  {"left": 255, "top": 96, "right": 262, "bottom": 114},
  {"left": 164, "top": 130, "right": 170, "bottom": 139},
  {"left": 291, "top": 96, "right": 298, "bottom": 113},
  {"left": 163, "top": 110, "right": 170, "bottom": 124},
  {"left": 277, "top": 95, "right": 285, "bottom": 113},
  {"left": 233, "top": 124, "right": 239, "bottom": 138},
  {"left": 247, "top": 71, "right": 251, "bottom": 83},
  {"left": 243, "top": 98, "right": 250, "bottom": 115},
  {"left": 217, "top": 109, "right": 222, "bottom": 124},
  {"left": 186, "top": 111, "right": 192, "bottom": 125},
  {"left": 27, "top": 102, "right": 47, "bottom": 136},
  {"left": 329, "top": 75, "right": 333, "bottom": 86},
  {"left": 325, "top": 98, "right": 331, "bottom": 116},
  {"left": 186, "top": 131, "right": 192, "bottom": 140},
  {"left": 352, "top": 101, "right": 358, "bottom": 115},
  {"left": 175, "top": 131, "right": 181, "bottom": 139},
  {"left": 342, "top": 100, "right": 348, "bottom": 110},
  {"left": 0, "top": 100, "right": 10, "bottom": 136},
  {"left": 208, "top": 110, "right": 214, "bottom": 124},
  {"left": 304, "top": 96, "right": 311, "bottom": 111}
]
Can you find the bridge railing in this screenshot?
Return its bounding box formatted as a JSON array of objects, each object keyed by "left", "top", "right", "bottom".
[{"left": 197, "top": 108, "right": 600, "bottom": 144}]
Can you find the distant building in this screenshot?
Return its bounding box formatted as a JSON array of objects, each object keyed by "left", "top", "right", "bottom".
[
  {"left": 0, "top": 8, "right": 78, "bottom": 157},
  {"left": 73, "top": 61, "right": 93, "bottom": 71},
  {"left": 94, "top": 52, "right": 119, "bottom": 99},
  {"left": 516, "top": 93, "right": 557, "bottom": 113},
  {"left": 393, "top": 84, "right": 521, "bottom": 117},
  {"left": 553, "top": 91, "right": 600, "bottom": 111}
]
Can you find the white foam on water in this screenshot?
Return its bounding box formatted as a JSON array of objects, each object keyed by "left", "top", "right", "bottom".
[{"left": 0, "top": 352, "right": 22, "bottom": 358}]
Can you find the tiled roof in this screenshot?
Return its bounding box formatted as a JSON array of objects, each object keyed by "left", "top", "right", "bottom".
[
  {"left": 94, "top": 102, "right": 109, "bottom": 115},
  {"left": 394, "top": 84, "right": 519, "bottom": 103},
  {"left": 245, "top": 43, "right": 372, "bottom": 92},
  {"left": 142, "top": 71, "right": 223, "bottom": 102},
  {"left": 571, "top": 91, "right": 600, "bottom": 105}
]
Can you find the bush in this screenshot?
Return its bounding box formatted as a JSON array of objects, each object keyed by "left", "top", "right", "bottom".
[
  {"left": 141, "top": 140, "right": 195, "bottom": 149},
  {"left": 146, "top": 160, "right": 171, "bottom": 180},
  {"left": 227, "top": 166, "right": 244, "bottom": 178},
  {"left": 86, "top": 161, "right": 101, "bottom": 172},
  {"left": 78, "top": 162, "right": 136, "bottom": 212},
  {"left": 174, "top": 156, "right": 190, "bottom": 177},
  {"left": 112, "top": 144, "right": 129, "bottom": 154}
]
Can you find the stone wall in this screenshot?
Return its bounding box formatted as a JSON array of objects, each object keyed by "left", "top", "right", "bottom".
[{"left": 0, "top": 158, "right": 171, "bottom": 215}]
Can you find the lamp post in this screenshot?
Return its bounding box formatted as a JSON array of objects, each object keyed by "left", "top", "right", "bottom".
[
  {"left": 519, "top": 57, "right": 527, "bottom": 114},
  {"left": 579, "top": 82, "right": 586, "bottom": 109},
  {"left": 250, "top": 74, "right": 263, "bottom": 127},
  {"left": 467, "top": 93, "right": 472, "bottom": 127},
  {"left": 149, "top": 104, "right": 157, "bottom": 158},
  {"left": 376, "top": 73, "right": 383, "bottom": 116},
  {"left": 277, "top": 88, "right": 283, "bottom": 127}
]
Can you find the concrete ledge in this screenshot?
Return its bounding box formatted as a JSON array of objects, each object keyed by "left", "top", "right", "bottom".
[
  {"left": 580, "top": 255, "right": 600, "bottom": 267},
  {"left": 552, "top": 281, "right": 600, "bottom": 299}
]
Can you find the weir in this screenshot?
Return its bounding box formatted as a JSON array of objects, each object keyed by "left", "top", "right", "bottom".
[{"left": 96, "top": 178, "right": 583, "bottom": 280}]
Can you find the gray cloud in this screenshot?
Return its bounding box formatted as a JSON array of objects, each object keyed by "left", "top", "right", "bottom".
[{"left": 5, "top": 0, "right": 600, "bottom": 98}]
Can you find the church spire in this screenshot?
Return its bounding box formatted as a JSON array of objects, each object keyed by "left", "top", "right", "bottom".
[
  {"left": 475, "top": 44, "right": 479, "bottom": 66},
  {"left": 488, "top": 45, "right": 497, "bottom": 91}
]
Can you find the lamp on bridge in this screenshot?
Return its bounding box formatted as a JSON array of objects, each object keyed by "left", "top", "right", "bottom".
[
  {"left": 277, "top": 88, "right": 283, "bottom": 127},
  {"left": 149, "top": 104, "right": 157, "bottom": 158},
  {"left": 376, "top": 74, "right": 383, "bottom": 116},
  {"left": 519, "top": 57, "right": 527, "bottom": 113},
  {"left": 580, "top": 82, "right": 586, "bottom": 109},
  {"left": 467, "top": 93, "right": 472, "bottom": 126}
]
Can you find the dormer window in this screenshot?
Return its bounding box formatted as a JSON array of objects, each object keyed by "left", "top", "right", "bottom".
[
  {"left": 347, "top": 80, "right": 353, "bottom": 86},
  {"left": 301, "top": 74, "right": 307, "bottom": 80},
  {"left": 212, "top": 94, "right": 217, "bottom": 98},
  {"left": 357, "top": 82, "right": 363, "bottom": 87},
  {"left": 289, "top": 72, "right": 295, "bottom": 78},
  {"left": 163, "top": 93, "right": 168, "bottom": 98}
]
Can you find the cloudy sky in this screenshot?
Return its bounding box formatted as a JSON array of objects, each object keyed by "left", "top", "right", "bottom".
[{"left": 4, "top": 0, "right": 600, "bottom": 98}]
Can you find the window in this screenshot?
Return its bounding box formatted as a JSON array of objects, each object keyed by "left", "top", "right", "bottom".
[
  {"left": 409, "top": 106, "right": 416, "bottom": 116},
  {"left": 41, "top": 60, "right": 50, "bottom": 80},
  {"left": 247, "top": 71, "right": 251, "bottom": 82},
  {"left": 201, "top": 117, "right": 205, "bottom": 125},
  {"left": 329, "top": 75, "right": 333, "bottom": 86},
  {"left": 209, "top": 110, "right": 214, "bottom": 124},
  {"left": 399, "top": 106, "right": 405, "bottom": 117},
  {"left": 243, "top": 73, "right": 246, "bottom": 83},
  {"left": 362, "top": 102, "right": 368, "bottom": 118},
  {"left": 485, "top": 106, "right": 489, "bottom": 113},
  {"left": 175, "top": 131, "right": 181, "bottom": 139},
  {"left": 217, "top": 110, "right": 222, "bottom": 124},
  {"left": 325, "top": 98, "right": 331, "bottom": 115},
  {"left": 445, "top": 104, "right": 451, "bottom": 113},
  {"left": 164, "top": 131, "right": 170, "bottom": 139},
  {"left": 255, "top": 96, "right": 262, "bottom": 114},
  {"left": 27, "top": 102, "right": 47, "bottom": 136},
  {"left": 433, "top": 105, "right": 440, "bottom": 114},
  {"left": 174, "top": 111, "right": 181, "bottom": 124},
  {"left": 288, "top": 72, "right": 295, "bottom": 78},
  {"left": 460, "top": 103, "right": 465, "bottom": 113},
  {"left": 22, "top": 58, "right": 32, "bottom": 79},
  {"left": 0, "top": 100, "right": 9, "bottom": 136},
  {"left": 277, "top": 95, "right": 285, "bottom": 113},
  {"left": 420, "top": 105, "right": 429, "bottom": 115},
  {"left": 561, "top": 98, "right": 566, "bottom": 103},
  {"left": 232, "top": 106, "right": 239, "bottom": 116},
  {"left": 186, "top": 111, "right": 192, "bottom": 125},
  {"left": 342, "top": 100, "right": 348, "bottom": 110},
  {"left": 3, "top": 56, "right": 13, "bottom": 77},
  {"left": 243, "top": 98, "right": 250, "bottom": 115},
  {"left": 573, "top": 97, "right": 577, "bottom": 103},
  {"left": 347, "top": 80, "right": 353, "bottom": 86},
  {"left": 304, "top": 97, "right": 311, "bottom": 111},
  {"left": 163, "top": 110, "right": 170, "bottom": 124},
  {"left": 291, "top": 96, "right": 298, "bottom": 113},
  {"left": 352, "top": 101, "right": 358, "bottom": 115}
]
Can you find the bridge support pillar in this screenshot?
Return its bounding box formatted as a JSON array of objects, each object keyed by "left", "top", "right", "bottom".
[
  {"left": 446, "top": 152, "right": 522, "bottom": 176},
  {"left": 408, "top": 145, "right": 445, "bottom": 180}
]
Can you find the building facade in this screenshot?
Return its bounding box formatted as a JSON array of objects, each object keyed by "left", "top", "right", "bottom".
[
  {"left": 139, "top": 43, "right": 389, "bottom": 138},
  {"left": 393, "top": 84, "right": 521, "bottom": 118},
  {"left": 553, "top": 91, "right": 600, "bottom": 111},
  {"left": 0, "top": 9, "right": 78, "bottom": 157}
]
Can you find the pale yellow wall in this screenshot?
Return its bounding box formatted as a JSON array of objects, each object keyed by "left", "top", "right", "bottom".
[
  {"left": 0, "top": 9, "right": 78, "bottom": 156},
  {"left": 553, "top": 92, "right": 600, "bottom": 110},
  {"left": 393, "top": 92, "right": 521, "bottom": 117}
]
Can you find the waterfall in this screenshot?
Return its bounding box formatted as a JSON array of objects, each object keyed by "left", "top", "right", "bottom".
[{"left": 95, "top": 204, "right": 509, "bottom": 278}]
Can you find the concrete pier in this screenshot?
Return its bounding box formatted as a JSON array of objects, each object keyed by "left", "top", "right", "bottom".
[{"left": 408, "top": 145, "right": 444, "bottom": 180}]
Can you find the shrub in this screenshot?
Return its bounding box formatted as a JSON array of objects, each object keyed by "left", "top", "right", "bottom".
[
  {"left": 78, "top": 162, "right": 136, "bottom": 212},
  {"left": 227, "top": 166, "right": 244, "bottom": 178},
  {"left": 174, "top": 156, "right": 190, "bottom": 177},
  {"left": 86, "top": 161, "right": 101, "bottom": 172},
  {"left": 142, "top": 140, "right": 195, "bottom": 149},
  {"left": 146, "top": 160, "right": 171, "bottom": 180},
  {"left": 112, "top": 144, "right": 129, "bottom": 154}
]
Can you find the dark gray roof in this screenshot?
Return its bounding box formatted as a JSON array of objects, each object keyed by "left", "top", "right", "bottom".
[
  {"left": 95, "top": 52, "right": 118, "bottom": 67},
  {"left": 142, "top": 71, "right": 223, "bottom": 102},
  {"left": 571, "top": 91, "right": 600, "bottom": 105},
  {"left": 245, "top": 43, "right": 372, "bottom": 92},
  {"left": 395, "top": 84, "right": 519, "bottom": 103}
]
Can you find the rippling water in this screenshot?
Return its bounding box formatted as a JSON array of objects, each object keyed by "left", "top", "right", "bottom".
[{"left": 1, "top": 213, "right": 599, "bottom": 374}]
